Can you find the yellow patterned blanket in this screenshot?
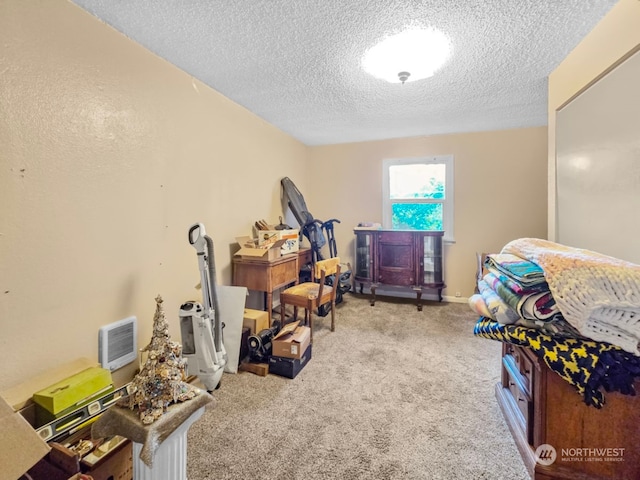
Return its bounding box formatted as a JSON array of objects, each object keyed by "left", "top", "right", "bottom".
[
  {"left": 502, "top": 238, "right": 640, "bottom": 355},
  {"left": 474, "top": 317, "right": 640, "bottom": 408}
]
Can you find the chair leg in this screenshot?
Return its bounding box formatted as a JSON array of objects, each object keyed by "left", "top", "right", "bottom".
[
  {"left": 330, "top": 300, "right": 336, "bottom": 332},
  {"left": 280, "top": 301, "right": 286, "bottom": 327},
  {"left": 308, "top": 309, "right": 313, "bottom": 343}
]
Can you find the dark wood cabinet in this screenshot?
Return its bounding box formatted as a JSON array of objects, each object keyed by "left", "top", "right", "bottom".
[
  {"left": 353, "top": 229, "right": 445, "bottom": 310},
  {"left": 354, "top": 231, "right": 375, "bottom": 284},
  {"left": 496, "top": 344, "right": 640, "bottom": 480},
  {"left": 377, "top": 231, "right": 416, "bottom": 286}
]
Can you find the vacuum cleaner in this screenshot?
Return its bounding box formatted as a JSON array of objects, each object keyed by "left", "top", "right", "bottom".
[{"left": 179, "top": 223, "right": 227, "bottom": 391}]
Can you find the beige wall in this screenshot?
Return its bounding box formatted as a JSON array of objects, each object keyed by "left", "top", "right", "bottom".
[
  {"left": 307, "top": 127, "right": 548, "bottom": 300},
  {"left": 548, "top": 0, "right": 640, "bottom": 240},
  {"left": 0, "top": 1, "right": 307, "bottom": 390}
]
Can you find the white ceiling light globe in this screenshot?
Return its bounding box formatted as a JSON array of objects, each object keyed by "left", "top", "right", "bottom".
[{"left": 362, "top": 27, "right": 452, "bottom": 83}]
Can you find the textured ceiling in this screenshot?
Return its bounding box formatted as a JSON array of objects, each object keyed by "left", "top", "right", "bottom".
[{"left": 70, "top": 0, "right": 616, "bottom": 146}]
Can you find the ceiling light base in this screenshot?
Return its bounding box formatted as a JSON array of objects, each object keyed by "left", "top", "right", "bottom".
[{"left": 398, "top": 71, "right": 411, "bottom": 84}]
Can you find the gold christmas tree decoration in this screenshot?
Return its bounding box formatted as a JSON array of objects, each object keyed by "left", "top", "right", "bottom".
[{"left": 120, "top": 295, "right": 197, "bottom": 424}]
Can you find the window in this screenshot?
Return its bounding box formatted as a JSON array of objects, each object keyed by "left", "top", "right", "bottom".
[{"left": 382, "top": 155, "right": 454, "bottom": 242}]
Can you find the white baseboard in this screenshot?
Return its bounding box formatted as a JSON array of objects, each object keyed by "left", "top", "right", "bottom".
[
  {"left": 352, "top": 286, "right": 468, "bottom": 304},
  {"left": 442, "top": 295, "right": 468, "bottom": 304}
]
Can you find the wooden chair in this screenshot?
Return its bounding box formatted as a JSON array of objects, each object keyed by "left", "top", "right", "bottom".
[{"left": 280, "top": 257, "right": 341, "bottom": 342}]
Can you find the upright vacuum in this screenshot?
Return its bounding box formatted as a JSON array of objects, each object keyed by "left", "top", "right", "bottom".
[{"left": 179, "top": 223, "right": 227, "bottom": 391}]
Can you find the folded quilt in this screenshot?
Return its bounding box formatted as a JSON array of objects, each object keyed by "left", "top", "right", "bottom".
[
  {"left": 485, "top": 267, "right": 548, "bottom": 298},
  {"left": 484, "top": 253, "right": 547, "bottom": 290},
  {"left": 483, "top": 272, "right": 521, "bottom": 311},
  {"left": 473, "top": 317, "right": 640, "bottom": 408},
  {"left": 519, "top": 291, "right": 558, "bottom": 320},
  {"left": 502, "top": 238, "right": 640, "bottom": 355},
  {"left": 484, "top": 272, "right": 558, "bottom": 321},
  {"left": 477, "top": 278, "right": 520, "bottom": 324},
  {"left": 468, "top": 293, "right": 492, "bottom": 318}
]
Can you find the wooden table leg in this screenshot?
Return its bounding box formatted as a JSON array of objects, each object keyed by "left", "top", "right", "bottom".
[
  {"left": 266, "top": 291, "right": 272, "bottom": 323},
  {"left": 414, "top": 288, "right": 423, "bottom": 311}
]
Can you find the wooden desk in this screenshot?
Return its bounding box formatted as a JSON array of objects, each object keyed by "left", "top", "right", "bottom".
[
  {"left": 232, "top": 254, "right": 299, "bottom": 321},
  {"left": 297, "top": 247, "right": 312, "bottom": 267}
]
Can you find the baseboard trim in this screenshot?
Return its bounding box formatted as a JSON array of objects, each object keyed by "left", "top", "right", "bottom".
[
  {"left": 442, "top": 296, "right": 468, "bottom": 304},
  {"left": 350, "top": 287, "right": 468, "bottom": 304}
]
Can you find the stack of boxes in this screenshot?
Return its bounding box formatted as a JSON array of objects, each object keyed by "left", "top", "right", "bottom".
[
  {"left": 256, "top": 227, "right": 299, "bottom": 256},
  {"left": 235, "top": 222, "right": 300, "bottom": 261},
  {"left": 268, "top": 321, "right": 312, "bottom": 379},
  {"left": 242, "top": 310, "right": 312, "bottom": 379}
]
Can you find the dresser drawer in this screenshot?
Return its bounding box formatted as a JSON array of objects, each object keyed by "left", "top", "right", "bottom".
[
  {"left": 518, "top": 350, "right": 534, "bottom": 391},
  {"left": 503, "top": 353, "right": 533, "bottom": 443},
  {"left": 378, "top": 231, "right": 413, "bottom": 244},
  {"left": 504, "top": 343, "right": 519, "bottom": 367},
  {"left": 504, "top": 345, "right": 534, "bottom": 391}
]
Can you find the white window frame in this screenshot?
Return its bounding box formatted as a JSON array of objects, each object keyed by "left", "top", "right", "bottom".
[{"left": 382, "top": 155, "right": 455, "bottom": 243}]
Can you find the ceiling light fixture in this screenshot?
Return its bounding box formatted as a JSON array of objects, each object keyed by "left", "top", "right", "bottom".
[{"left": 362, "top": 27, "right": 451, "bottom": 84}]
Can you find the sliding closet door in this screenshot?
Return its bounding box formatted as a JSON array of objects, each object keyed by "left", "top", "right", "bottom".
[{"left": 556, "top": 49, "right": 640, "bottom": 264}]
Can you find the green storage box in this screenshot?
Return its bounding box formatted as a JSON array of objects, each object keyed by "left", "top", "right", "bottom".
[{"left": 32, "top": 366, "right": 113, "bottom": 420}]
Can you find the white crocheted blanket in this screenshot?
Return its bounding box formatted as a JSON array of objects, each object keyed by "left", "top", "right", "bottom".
[{"left": 501, "top": 238, "right": 640, "bottom": 355}]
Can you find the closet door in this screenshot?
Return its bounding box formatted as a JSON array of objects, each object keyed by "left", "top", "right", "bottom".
[{"left": 556, "top": 50, "right": 640, "bottom": 264}]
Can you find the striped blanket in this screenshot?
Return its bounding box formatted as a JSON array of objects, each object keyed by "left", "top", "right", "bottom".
[{"left": 474, "top": 317, "right": 640, "bottom": 408}]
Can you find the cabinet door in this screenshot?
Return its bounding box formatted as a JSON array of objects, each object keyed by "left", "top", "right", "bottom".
[
  {"left": 419, "top": 232, "right": 444, "bottom": 286},
  {"left": 377, "top": 231, "right": 415, "bottom": 286},
  {"left": 354, "top": 231, "right": 374, "bottom": 282}
]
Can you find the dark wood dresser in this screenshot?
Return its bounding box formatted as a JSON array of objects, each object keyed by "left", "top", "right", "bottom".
[
  {"left": 496, "top": 343, "right": 640, "bottom": 479},
  {"left": 353, "top": 229, "right": 445, "bottom": 310}
]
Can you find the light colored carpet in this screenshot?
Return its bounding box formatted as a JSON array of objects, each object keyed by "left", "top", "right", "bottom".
[{"left": 186, "top": 294, "right": 529, "bottom": 479}]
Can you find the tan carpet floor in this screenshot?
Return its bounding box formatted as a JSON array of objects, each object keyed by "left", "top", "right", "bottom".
[{"left": 186, "top": 294, "right": 529, "bottom": 479}]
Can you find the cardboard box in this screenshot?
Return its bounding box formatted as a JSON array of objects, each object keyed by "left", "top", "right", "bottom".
[
  {"left": 41, "top": 437, "right": 132, "bottom": 480},
  {"left": 19, "top": 455, "right": 72, "bottom": 480},
  {"left": 0, "top": 395, "right": 51, "bottom": 480},
  {"left": 257, "top": 228, "right": 300, "bottom": 255},
  {"left": 243, "top": 308, "right": 270, "bottom": 335},
  {"left": 0, "top": 358, "right": 100, "bottom": 480},
  {"left": 272, "top": 322, "right": 311, "bottom": 359},
  {"left": 235, "top": 236, "right": 285, "bottom": 261},
  {"left": 269, "top": 344, "right": 312, "bottom": 379},
  {"left": 83, "top": 439, "right": 132, "bottom": 480},
  {"left": 1, "top": 358, "right": 133, "bottom": 480},
  {"left": 2, "top": 358, "right": 98, "bottom": 412}
]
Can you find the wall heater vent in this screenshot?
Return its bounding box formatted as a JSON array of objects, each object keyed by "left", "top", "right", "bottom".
[{"left": 98, "top": 316, "right": 137, "bottom": 371}]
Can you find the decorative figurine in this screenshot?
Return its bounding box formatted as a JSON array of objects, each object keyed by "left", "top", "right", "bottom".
[{"left": 120, "top": 295, "right": 197, "bottom": 424}]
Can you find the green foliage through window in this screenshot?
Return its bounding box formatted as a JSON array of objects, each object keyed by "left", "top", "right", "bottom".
[
  {"left": 384, "top": 156, "right": 453, "bottom": 239},
  {"left": 392, "top": 203, "right": 443, "bottom": 230}
]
